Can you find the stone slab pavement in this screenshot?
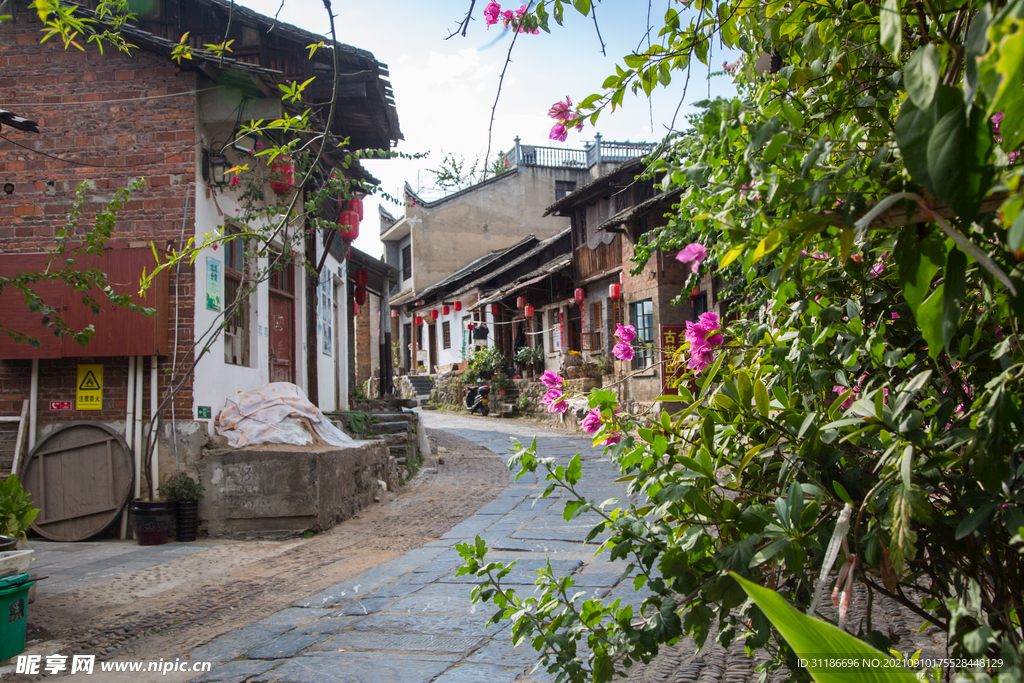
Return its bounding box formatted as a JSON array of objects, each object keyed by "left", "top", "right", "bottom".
[{"left": 185, "top": 412, "right": 639, "bottom": 683}]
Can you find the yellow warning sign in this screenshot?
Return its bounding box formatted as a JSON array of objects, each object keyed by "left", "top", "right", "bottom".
[{"left": 76, "top": 364, "right": 103, "bottom": 411}]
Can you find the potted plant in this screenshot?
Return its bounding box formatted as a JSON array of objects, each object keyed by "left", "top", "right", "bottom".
[
  {"left": 491, "top": 372, "right": 512, "bottom": 396},
  {"left": 157, "top": 475, "right": 204, "bottom": 542},
  {"left": 129, "top": 498, "right": 176, "bottom": 546},
  {"left": 469, "top": 347, "right": 504, "bottom": 381},
  {"left": 514, "top": 345, "right": 545, "bottom": 377}
]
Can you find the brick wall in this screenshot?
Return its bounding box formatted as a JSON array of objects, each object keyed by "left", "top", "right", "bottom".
[
  {"left": 0, "top": 6, "right": 198, "bottom": 422},
  {"left": 354, "top": 299, "right": 371, "bottom": 387}
]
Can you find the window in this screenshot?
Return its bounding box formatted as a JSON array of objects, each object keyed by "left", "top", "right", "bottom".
[
  {"left": 572, "top": 210, "right": 587, "bottom": 247},
  {"left": 591, "top": 301, "right": 603, "bottom": 352},
  {"left": 442, "top": 321, "right": 451, "bottom": 349},
  {"left": 614, "top": 186, "right": 631, "bottom": 213},
  {"left": 223, "top": 228, "right": 250, "bottom": 366},
  {"left": 550, "top": 309, "right": 562, "bottom": 351},
  {"left": 693, "top": 291, "right": 709, "bottom": 318},
  {"left": 402, "top": 245, "right": 412, "bottom": 281},
  {"left": 631, "top": 299, "right": 654, "bottom": 369},
  {"left": 555, "top": 180, "right": 576, "bottom": 201}
]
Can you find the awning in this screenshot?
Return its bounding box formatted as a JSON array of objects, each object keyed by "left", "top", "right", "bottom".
[
  {"left": 469, "top": 256, "right": 571, "bottom": 310},
  {"left": 390, "top": 288, "right": 418, "bottom": 307}
]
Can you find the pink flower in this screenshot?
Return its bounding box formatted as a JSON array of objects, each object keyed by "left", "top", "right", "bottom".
[
  {"left": 542, "top": 389, "right": 568, "bottom": 414},
  {"left": 229, "top": 176, "right": 241, "bottom": 189},
  {"left": 613, "top": 341, "right": 635, "bottom": 361},
  {"left": 581, "top": 408, "right": 602, "bottom": 434},
  {"left": 484, "top": 1, "right": 501, "bottom": 26},
  {"left": 833, "top": 384, "right": 856, "bottom": 410},
  {"left": 684, "top": 312, "right": 724, "bottom": 372},
  {"left": 548, "top": 97, "right": 573, "bottom": 120},
  {"left": 540, "top": 371, "right": 564, "bottom": 389},
  {"left": 870, "top": 261, "right": 884, "bottom": 277},
  {"left": 602, "top": 433, "right": 622, "bottom": 445},
  {"left": 675, "top": 243, "right": 707, "bottom": 274},
  {"left": 614, "top": 324, "right": 636, "bottom": 343},
  {"left": 549, "top": 124, "right": 568, "bottom": 142},
  {"left": 892, "top": 312, "right": 900, "bottom": 320}
]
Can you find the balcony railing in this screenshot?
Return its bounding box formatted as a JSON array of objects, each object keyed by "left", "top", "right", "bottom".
[{"left": 504, "top": 135, "right": 655, "bottom": 170}]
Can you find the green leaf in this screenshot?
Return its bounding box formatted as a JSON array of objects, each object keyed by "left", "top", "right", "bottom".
[
  {"left": 731, "top": 573, "right": 919, "bottom": 682},
  {"left": 926, "top": 87, "right": 994, "bottom": 223},
  {"left": 1009, "top": 209, "right": 1024, "bottom": 251},
  {"left": 833, "top": 481, "right": 855, "bottom": 505},
  {"left": 942, "top": 248, "right": 967, "bottom": 354},
  {"left": 749, "top": 116, "right": 783, "bottom": 153},
  {"left": 748, "top": 538, "right": 791, "bottom": 568},
  {"left": 566, "top": 453, "right": 582, "bottom": 485},
  {"left": 916, "top": 285, "right": 945, "bottom": 359},
  {"left": 754, "top": 380, "right": 770, "bottom": 417},
  {"left": 955, "top": 502, "right": 999, "bottom": 540},
  {"left": 571, "top": 0, "right": 591, "bottom": 17},
  {"left": 895, "top": 225, "right": 945, "bottom": 315},
  {"left": 880, "top": 0, "right": 902, "bottom": 64},
  {"left": 963, "top": 3, "right": 991, "bottom": 105},
  {"left": 894, "top": 99, "right": 936, "bottom": 196},
  {"left": 988, "top": 18, "right": 1024, "bottom": 152},
  {"left": 905, "top": 44, "right": 939, "bottom": 109}
]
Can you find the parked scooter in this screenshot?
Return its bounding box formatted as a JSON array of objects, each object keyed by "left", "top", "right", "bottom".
[{"left": 465, "top": 384, "right": 490, "bottom": 416}]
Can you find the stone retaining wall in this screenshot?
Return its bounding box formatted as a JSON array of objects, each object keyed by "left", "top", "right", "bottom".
[
  {"left": 430, "top": 372, "right": 467, "bottom": 410},
  {"left": 199, "top": 440, "right": 398, "bottom": 539}
]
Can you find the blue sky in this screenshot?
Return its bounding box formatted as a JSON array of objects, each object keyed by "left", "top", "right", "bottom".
[{"left": 237, "top": 0, "right": 741, "bottom": 258}]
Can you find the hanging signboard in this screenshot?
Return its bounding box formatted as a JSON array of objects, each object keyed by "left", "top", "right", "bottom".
[
  {"left": 660, "top": 324, "right": 687, "bottom": 395},
  {"left": 206, "top": 258, "right": 222, "bottom": 311}
]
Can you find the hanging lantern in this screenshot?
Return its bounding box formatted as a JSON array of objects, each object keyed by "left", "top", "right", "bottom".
[
  {"left": 415, "top": 315, "right": 423, "bottom": 325},
  {"left": 453, "top": 301, "right": 462, "bottom": 312},
  {"left": 524, "top": 305, "right": 534, "bottom": 318},
  {"left": 691, "top": 287, "right": 700, "bottom": 297},
  {"left": 517, "top": 296, "right": 526, "bottom": 309},
  {"left": 490, "top": 304, "right": 500, "bottom": 315},
  {"left": 609, "top": 284, "right": 621, "bottom": 299},
  {"left": 467, "top": 323, "right": 475, "bottom": 331},
  {"left": 347, "top": 197, "right": 364, "bottom": 221},
  {"left": 430, "top": 309, "right": 439, "bottom": 320},
  {"left": 442, "top": 305, "right": 450, "bottom": 315},
  {"left": 354, "top": 269, "right": 368, "bottom": 288},
  {"left": 353, "top": 302, "right": 359, "bottom": 315},
  {"left": 574, "top": 288, "right": 585, "bottom": 303},
  {"left": 390, "top": 309, "right": 399, "bottom": 318},
  {"left": 338, "top": 209, "right": 360, "bottom": 240},
  {"left": 354, "top": 287, "right": 366, "bottom": 305},
  {"left": 269, "top": 156, "right": 295, "bottom": 194}
]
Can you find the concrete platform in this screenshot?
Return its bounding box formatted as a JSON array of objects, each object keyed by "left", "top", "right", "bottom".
[{"left": 199, "top": 440, "right": 398, "bottom": 539}]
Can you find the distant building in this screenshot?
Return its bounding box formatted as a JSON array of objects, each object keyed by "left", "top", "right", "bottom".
[{"left": 383, "top": 136, "right": 654, "bottom": 374}]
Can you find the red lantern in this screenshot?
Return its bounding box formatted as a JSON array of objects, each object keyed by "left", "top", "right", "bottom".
[
  {"left": 453, "top": 301, "right": 462, "bottom": 312},
  {"left": 517, "top": 296, "right": 526, "bottom": 309},
  {"left": 269, "top": 156, "right": 295, "bottom": 194},
  {"left": 430, "top": 309, "right": 439, "bottom": 320},
  {"left": 691, "top": 287, "right": 700, "bottom": 297},
  {"left": 391, "top": 309, "right": 399, "bottom": 318},
  {"left": 442, "top": 305, "right": 450, "bottom": 315},
  {"left": 347, "top": 197, "right": 364, "bottom": 221},
  {"left": 353, "top": 302, "right": 359, "bottom": 315},
  {"left": 467, "top": 323, "right": 475, "bottom": 331},
  {"left": 415, "top": 315, "right": 423, "bottom": 325},
  {"left": 338, "top": 209, "right": 360, "bottom": 240},
  {"left": 354, "top": 288, "right": 366, "bottom": 305},
  {"left": 490, "top": 304, "right": 499, "bottom": 315},
  {"left": 574, "top": 288, "right": 585, "bottom": 303},
  {"left": 524, "top": 305, "right": 534, "bottom": 318},
  {"left": 354, "top": 269, "right": 368, "bottom": 287},
  {"left": 609, "top": 284, "right": 621, "bottom": 299}
]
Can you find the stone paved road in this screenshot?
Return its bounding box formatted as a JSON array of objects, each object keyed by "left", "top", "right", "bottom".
[{"left": 187, "top": 412, "right": 636, "bottom": 683}]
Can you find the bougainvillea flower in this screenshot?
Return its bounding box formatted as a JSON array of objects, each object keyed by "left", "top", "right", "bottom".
[
  {"left": 613, "top": 341, "right": 635, "bottom": 361},
  {"left": 581, "top": 408, "right": 602, "bottom": 435},
  {"left": 684, "top": 312, "right": 723, "bottom": 372},
  {"left": 540, "top": 371, "right": 564, "bottom": 389},
  {"left": 833, "top": 384, "right": 856, "bottom": 410},
  {"left": 548, "top": 97, "right": 573, "bottom": 120},
  {"left": 675, "top": 242, "right": 707, "bottom": 273},
  {"left": 614, "top": 324, "right": 636, "bottom": 343},
  {"left": 542, "top": 389, "right": 568, "bottom": 414},
  {"left": 602, "top": 433, "right": 622, "bottom": 445},
  {"left": 484, "top": 2, "right": 501, "bottom": 25},
  {"left": 549, "top": 124, "right": 568, "bottom": 142}
]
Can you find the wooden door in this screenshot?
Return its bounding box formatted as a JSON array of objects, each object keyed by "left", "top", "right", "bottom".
[
  {"left": 428, "top": 323, "right": 437, "bottom": 372},
  {"left": 268, "top": 263, "right": 295, "bottom": 384}
]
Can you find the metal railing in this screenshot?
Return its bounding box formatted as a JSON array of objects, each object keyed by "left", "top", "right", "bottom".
[{"left": 506, "top": 135, "right": 655, "bottom": 170}]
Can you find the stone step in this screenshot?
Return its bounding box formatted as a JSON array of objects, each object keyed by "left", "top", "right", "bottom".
[
  {"left": 381, "top": 433, "right": 409, "bottom": 446},
  {"left": 368, "top": 421, "right": 412, "bottom": 435}
]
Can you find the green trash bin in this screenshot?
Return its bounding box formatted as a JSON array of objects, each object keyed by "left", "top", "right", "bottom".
[{"left": 0, "top": 573, "right": 34, "bottom": 661}]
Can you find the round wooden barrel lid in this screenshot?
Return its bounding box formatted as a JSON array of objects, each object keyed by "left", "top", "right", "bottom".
[{"left": 20, "top": 422, "right": 134, "bottom": 542}]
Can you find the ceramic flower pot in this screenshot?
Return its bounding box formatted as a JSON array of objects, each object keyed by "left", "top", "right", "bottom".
[{"left": 129, "top": 501, "right": 176, "bottom": 546}]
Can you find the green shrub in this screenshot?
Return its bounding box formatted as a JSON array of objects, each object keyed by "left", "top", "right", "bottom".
[
  {"left": 0, "top": 475, "right": 39, "bottom": 545},
  {"left": 157, "top": 475, "right": 204, "bottom": 502}
]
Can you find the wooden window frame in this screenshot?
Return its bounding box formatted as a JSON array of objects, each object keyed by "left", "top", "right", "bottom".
[{"left": 223, "top": 228, "right": 250, "bottom": 367}]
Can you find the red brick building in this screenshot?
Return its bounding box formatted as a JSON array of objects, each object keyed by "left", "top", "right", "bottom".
[{"left": 0, "top": 0, "right": 400, "bottom": 487}]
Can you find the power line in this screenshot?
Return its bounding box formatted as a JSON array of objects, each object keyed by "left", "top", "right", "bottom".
[
  {"left": 0, "top": 133, "right": 195, "bottom": 169},
  {"left": 1, "top": 87, "right": 220, "bottom": 108}
]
